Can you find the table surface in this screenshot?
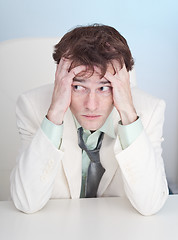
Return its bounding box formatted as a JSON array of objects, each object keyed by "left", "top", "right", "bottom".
[{"left": 0, "top": 195, "right": 178, "bottom": 240}]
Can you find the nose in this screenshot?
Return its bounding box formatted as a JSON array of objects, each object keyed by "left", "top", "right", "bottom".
[{"left": 84, "top": 92, "right": 98, "bottom": 111}]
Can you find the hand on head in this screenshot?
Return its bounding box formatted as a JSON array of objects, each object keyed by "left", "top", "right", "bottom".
[{"left": 47, "top": 58, "right": 86, "bottom": 125}]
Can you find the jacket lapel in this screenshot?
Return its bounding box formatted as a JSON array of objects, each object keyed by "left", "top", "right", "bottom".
[
  {"left": 60, "top": 107, "right": 123, "bottom": 198},
  {"left": 60, "top": 109, "right": 82, "bottom": 199},
  {"left": 98, "top": 108, "right": 122, "bottom": 196}
]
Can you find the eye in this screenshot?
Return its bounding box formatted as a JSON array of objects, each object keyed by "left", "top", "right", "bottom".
[
  {"left": 99, "top": 86, "right": 111, "bottom": 92},
  {"left": 73, "top": 85, "right": 85, "bottom": 92}
]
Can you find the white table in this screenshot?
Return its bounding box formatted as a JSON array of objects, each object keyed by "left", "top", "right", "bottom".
[{"left": 0, "top": 195, "right": 178, "bottom": 240}]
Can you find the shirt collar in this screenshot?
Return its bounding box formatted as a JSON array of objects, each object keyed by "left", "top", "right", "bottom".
[{"left": 72, "top": 109, "right": 116, "bottom": 139}]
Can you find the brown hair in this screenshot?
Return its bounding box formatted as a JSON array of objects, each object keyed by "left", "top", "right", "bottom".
[{"left": 53, "top": 24, "right": 134, "bottom": 76}]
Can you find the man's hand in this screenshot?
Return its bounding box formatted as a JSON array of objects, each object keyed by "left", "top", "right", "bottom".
[
  {"left": 47, "top": 58, "right": 86, "bottom": 125},
  {"left": 104, "top": 60, "right": 137, "bottom": 125}
]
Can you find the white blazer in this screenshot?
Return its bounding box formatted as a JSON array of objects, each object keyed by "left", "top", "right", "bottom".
[{"left": 10, "top": 84, "right": 168, "bottom": 215}]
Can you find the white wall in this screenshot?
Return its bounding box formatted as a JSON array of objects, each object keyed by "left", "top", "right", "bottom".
[{"left": 0, "top": 0, "right": 178, "bottom": 199}]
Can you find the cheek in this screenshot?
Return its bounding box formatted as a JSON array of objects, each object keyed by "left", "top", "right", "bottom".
[
  {"left": 102, "top": 95, "right": 114, "bottom": 108},
  {"left": 103, "top": 99, "right": 114, "bottom": 115},
  {"left": 70, "top": 94, "right": 83, "bottom": 111}
]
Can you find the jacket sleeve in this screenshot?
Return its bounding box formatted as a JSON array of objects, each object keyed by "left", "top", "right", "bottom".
[
  {"left": 10, "top": 93, "right": 64, "bottom": 213},
  {"left": 114, "top": 99, "right": 169, "bottom": 216}
]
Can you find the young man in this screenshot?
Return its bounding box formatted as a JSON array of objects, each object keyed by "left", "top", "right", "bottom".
[{"left": 10, "top": 24, "right": 168, "bottom": 215}]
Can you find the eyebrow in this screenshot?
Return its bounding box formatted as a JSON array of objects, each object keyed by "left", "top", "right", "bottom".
[{"left": 73, "top": 77, "right": 110, "bottom": 84}]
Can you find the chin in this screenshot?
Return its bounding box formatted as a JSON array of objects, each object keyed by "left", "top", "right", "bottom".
[{"left": 81, "top": 122, "right": 103, "bottom": 131}]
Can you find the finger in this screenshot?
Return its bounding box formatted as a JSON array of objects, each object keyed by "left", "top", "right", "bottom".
[
  {"left": 120, "top": 62, "right": 127, "bottom": 72},
  {"left": 104, "top": 71, "right": 117, "bottom": 85},
  {"left": 61, "top": 65, "right": 86, "bottom": 87},
  {"left": 104, "top": 70, "right": 127, "bottom": 90},
  {"left": 56, "top": 57, "right": 65, "bottom": 73},
  {"left": 111, "top": 59, "right": 122, "bottom": 75},
  {"left": 56, "top": 58, "right": 72, "bottom": 78},
  {"left": 68, "top": 65, "right": 87, "bottom": 78},
  {"left": 118, "top": 64, "right": 130, "bottom": 83},
  {"left": 109, "top": 59, "right": 129, "bottom": 83}
]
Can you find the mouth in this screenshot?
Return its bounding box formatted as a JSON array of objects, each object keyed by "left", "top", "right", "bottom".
[{"left": 82, "top": 115, "right": 102, "bottom": 119}]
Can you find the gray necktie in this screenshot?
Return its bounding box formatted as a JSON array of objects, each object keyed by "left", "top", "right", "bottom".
[{"left": 77, "top": 127, "right": 105, "bottom": 198}]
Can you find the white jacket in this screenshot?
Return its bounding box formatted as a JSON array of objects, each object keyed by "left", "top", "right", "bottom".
[{"left": 10, "top": 84, "right": 168, "bottom": 215}]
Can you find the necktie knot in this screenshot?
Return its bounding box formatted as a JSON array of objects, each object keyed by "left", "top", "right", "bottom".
[{"left": 78, "top": 127, "right": 104, "bottom": 151}]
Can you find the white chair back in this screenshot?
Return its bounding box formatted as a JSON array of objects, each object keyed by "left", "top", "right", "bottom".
[{"left": 0, "top": 37, "right": 136, "bottom": 200}]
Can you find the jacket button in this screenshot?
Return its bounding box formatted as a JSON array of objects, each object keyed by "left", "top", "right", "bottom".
[{"left": 49, "top": 159, "right": 54, "bottom": 166}]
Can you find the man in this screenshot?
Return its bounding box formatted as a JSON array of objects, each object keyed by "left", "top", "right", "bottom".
[{"left": 10, "top": 24, "right": 168, "bottom": 215}]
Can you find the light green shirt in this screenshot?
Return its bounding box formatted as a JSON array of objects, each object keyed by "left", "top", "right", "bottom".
[
  {"left": 72, "top": 112, "right": 116, "bottom": 197},
  {"left": 41, "top": 111, "right": 143, "bottom": 197}
]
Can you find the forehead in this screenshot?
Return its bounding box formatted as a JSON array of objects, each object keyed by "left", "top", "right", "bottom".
[
  {"left": 74, "top": 71, "right": 107, "bottom": 84},
  {"left": 74, "top": 64, "right": 115, "bottom": 82}
]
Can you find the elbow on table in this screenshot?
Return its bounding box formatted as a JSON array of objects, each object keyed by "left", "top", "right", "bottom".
[
  {"left": 10, "top": 176, "right": 48, "bottom": 213},
  {"left": 134, "top": 191, "right": 169, "bottom": 216},
  {"left": 11, "top": 187, "right": 46, "bottom": 214},
  {"left": 12, "top": 197, "right": 45, "bottom": 214}
]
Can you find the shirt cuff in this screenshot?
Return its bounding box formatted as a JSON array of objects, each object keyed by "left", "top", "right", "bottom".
[
  {"left": 41, "top": 117, "right": 63, "bottom": 149},
  {"left": 118, "top": 117, "right": 143, "bottom": 150}
]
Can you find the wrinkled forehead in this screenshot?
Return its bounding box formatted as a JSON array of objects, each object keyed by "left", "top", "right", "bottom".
[{"left": 69, "top": 61, "right": 115, "bottom": 78}]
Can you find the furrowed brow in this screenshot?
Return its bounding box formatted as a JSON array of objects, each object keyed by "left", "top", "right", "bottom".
[
  {"left": 73, "top": 78, "right": 110, "bottom": 85},
  {"left": 73, "top": 78, "right": 86, "bottom": 83},
  {"left": 99, "top": 80, "right": 110, "bottom": 84}
]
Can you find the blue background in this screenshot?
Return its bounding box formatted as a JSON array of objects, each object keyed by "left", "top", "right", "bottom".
[{"left": 0, "top": 0, "right": 178, "bottom": 192}]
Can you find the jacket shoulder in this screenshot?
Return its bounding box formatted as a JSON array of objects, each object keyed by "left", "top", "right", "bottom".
[
  {"left": 131, "top": 87, "right": 166, "bottom": 127},
  {"left": 21, "top": 83, "right": 54, "bottom": 101},
  {"left": 17, "top": 84, "right": 54, "bottom": 125},
  {"left": 132, "top": 87, "right": 165, "bottom": 109}
]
